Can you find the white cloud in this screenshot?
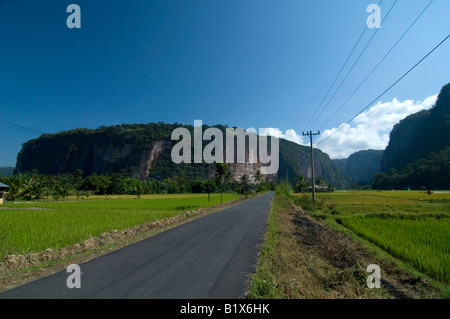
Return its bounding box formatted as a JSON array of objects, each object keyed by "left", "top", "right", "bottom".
[
  {"left": 316, "top": 94, "right": 438, "bottom": 158},
  {"left": 261, "top": 94, "right": 438, "bottom": 159},
  {"left": 259, "top": 127, "right": 308, "bottom": 146}
]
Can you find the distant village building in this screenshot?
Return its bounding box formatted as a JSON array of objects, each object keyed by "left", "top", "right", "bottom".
[
  {"left": 305, "top": 185, "right": 333, "bottom": 193},
  {"left": 0, "top": 182, "right": 10, "bottom": 204}
]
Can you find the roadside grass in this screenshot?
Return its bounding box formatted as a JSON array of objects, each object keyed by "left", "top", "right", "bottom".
[
  {"left": 0, "top": 193, "right": 241, "bottom": 258},
  {"left": 247, "top": 190, "right": 449, "bottom": 299},
  {"left": 294, "top": 190, "right": 450, "bottom": 290},
  {"left": 246, "top": 194, "right": 285, "bottom": 299},
  {"left": 246, "top": 194, "right": 392, "bottom": 299}
]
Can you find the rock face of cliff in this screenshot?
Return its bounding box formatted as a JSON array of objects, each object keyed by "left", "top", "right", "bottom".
[
  {"left": 381, "top": 83, "right": 450, "bottom": 172},
  {"left": 15, "top": 123, "right": 349, "bottom": 186},
  {"left": 335, "top": 150, "right": 384, "bottom": 183}
]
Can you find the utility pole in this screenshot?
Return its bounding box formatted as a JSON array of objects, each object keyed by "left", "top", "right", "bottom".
[
  {"left": 207, "top": 182, "right": 210, "bottom": 202},
  {"left": 303, "top": 131, "right": 320, "bottom": 201}
]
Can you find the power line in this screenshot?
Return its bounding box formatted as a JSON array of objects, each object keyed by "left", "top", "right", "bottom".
[
  {"left": 308, "top": 0, "right": 398, "bottom": 131},
  {"left": 316, "top": 32, "right": 450, "bottom": 146},
  {"left": 0, "top": 121, "right": 47, "bottom": 135},
  {"left": 0, "top": 121, "right": 75, "bottom": 147},
  {"left": 318, "top": 0, "right": 434, "bottom": 132},
  {"left": 303, "top": 0, "right": 383, "bottom": 132}
]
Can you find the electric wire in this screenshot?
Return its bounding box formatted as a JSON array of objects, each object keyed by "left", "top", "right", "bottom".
[
  {"left": 303, "top": 0, "right": 383, "bottom": 132},
  {"left": 316, "top": 32, "right": 450, "bottom": 146},
  {"left": 318, "top": 0, "right": 434, "bottom": 132},
  {"left": 0, "top": 121, "right": 75, "bottom": 147},
  {"left": 308, "top": 0, "right": 398, "bottom": 130},
  {"left": 0, "top": 121, "right": 47, "bottom": 135}
]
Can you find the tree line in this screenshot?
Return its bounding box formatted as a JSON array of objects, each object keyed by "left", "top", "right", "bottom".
[
  {"left": 0, "top": 163, "right": 337, "bottom": 201},
  {"left": 372, "top": 147, "right": 450, "bottom": 190},
  {"left": 0, "top": 164, "right": 277, "bottom": 201}
]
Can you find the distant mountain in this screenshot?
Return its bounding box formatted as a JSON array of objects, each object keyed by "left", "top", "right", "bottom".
[
  {"left": 0, "top": 166, "right": 15, "bottom": 177},
  {"left": 333, "top": 158, "right": 347, "bottom": 173},
  {"left": 346, "top": 150, "right": 383, "bottom": 183},
  {"left": 381, "top": 82, "right": 450, "bottom": 172},
  {"left": 15, "top": 122, "right": 349, "bottom": 187},
  {"left": 278, "top": 138, "right": 349, "bottom": 187},
  {"left": 332, "top": 150, "right": 383, "bottom": 184}
]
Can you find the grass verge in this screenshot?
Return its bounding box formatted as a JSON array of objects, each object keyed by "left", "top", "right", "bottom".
[{"left": 246, "top": 194, "right": 443, "bottom": 299}]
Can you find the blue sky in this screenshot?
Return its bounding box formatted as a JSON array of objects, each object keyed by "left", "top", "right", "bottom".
[{"left": 1, "top": 0, "right": 449, "bottom": 166}]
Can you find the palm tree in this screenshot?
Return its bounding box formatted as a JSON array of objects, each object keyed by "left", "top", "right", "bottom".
[
  {"left": 254, "top": 169, "right": 265, "bottom": 192},
  {"left": 254, "top": 169, "right": 264, "bottom": 183},
  {"left": 27, "top": 175, "right": 45, "bottom": 200},
  {"left": 315, "top": 176, "right": 327, "bottom": 186},
  {"left": 294, "top": 174, "right": 310, "bottom": 193},
  {"left": 175, "top": 174, "right": 189, "bottom": 193},
  {"left": 240, "top": 174, "right": 250, "bottom": 198},
  {"left": 223, "top": 170, "right": 234, "bottom": 191},
  {"left": 133, "top": 180, "right": 145, "bottom": 199},
  {"left": 215, "top": 163, "right": 228, "bottom": 205},
  {"left": 7, "top": 173, "right": 29, "bottom": 199}
]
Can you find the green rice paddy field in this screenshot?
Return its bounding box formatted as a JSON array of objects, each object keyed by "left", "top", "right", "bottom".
[
  {"left": 0, "top": 193, "right": 242, "bottom": 258},
  {"left": 299, "top": 190, "right": 450, "bottom": 284}
]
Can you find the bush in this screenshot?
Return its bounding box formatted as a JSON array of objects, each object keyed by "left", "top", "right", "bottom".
[
  {"left": 275, "top": 181, "right": 293, "bottom": 197},
  {"left": 293, "top": 195, "right": 327, "bottom": 212}
]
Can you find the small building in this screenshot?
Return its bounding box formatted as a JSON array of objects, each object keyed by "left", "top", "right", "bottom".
[
  {"left": 305, "top": 185, "right": 333, "bottom": 193},
  {"left": 0, "top": 182, "right": 10, "bottom": 204}
]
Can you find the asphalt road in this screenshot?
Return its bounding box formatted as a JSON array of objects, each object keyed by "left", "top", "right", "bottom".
[{"left": 0, "top": 192, "right": 274, "bottom": 299}]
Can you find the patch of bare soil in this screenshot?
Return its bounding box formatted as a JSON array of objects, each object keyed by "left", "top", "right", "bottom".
[
  {"left": 290, "top": 205, "right": 438, "bottom": 299},
  {"left": 0, "top": 197, "right": 246, "bottom": 293}
]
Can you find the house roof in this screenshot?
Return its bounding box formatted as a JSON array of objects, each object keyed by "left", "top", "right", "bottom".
[
  {"left": 307, "top": 185, "right": 328, "bottom": 189},
  {"left": 0, "top": 182, "right": 10, "bottom": 188}
]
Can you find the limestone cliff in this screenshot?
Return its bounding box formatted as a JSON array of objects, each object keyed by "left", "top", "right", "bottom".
[
  {"left": 381, "top": 82, "right": 450, "bottom": 172},
  {"left": 15, "top": 123, "right": 349, "bottom": 186}
]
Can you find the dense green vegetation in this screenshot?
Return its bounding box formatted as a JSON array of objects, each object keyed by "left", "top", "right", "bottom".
[
  {"left": 0, "top": 168, "right": 274, "bottom": 201},
  {"left": 373, "top": 147, "right": 450, "bottom": 189}
]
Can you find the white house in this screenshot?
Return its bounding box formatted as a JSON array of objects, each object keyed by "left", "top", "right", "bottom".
[{"left": 0, "top": 182, "right": 10, "bottom": 204}]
